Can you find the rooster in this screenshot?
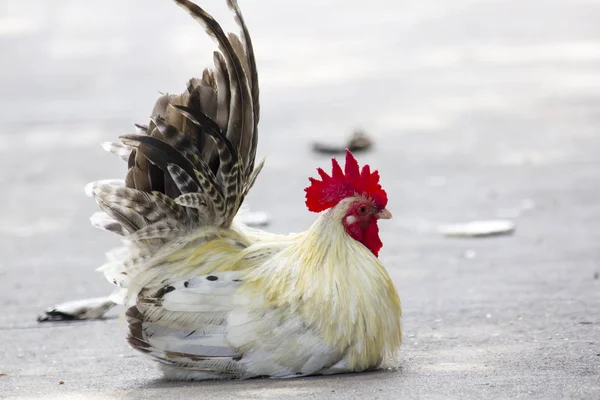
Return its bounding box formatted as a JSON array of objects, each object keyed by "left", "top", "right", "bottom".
[{"left": 87, "top": 0, "right": 402, "bottom": 380}]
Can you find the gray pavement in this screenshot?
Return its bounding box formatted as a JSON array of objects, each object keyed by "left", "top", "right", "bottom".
[{"left": 1, "top": 0, "right": 599, "bottom": 398}]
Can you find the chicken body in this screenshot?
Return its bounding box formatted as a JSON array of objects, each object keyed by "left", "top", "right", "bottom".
[
  {"left": 89, "top": 0, "right": 402, "bottom": 380},
  {"left": 117, "top": 197, "right": 401, "bottom": 380}
]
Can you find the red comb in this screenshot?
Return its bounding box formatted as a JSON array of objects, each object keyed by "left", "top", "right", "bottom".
[{"left": 304, "top": 149, "right": 388, "bottom": 213}]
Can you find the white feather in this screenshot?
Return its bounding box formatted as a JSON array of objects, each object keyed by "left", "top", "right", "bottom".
[
  {"left": 84, "top": 179, "right": 125, "bottom": 197},
  {"left": 161, "top": 272, "right": 243, "bottom": 312},
  {"left": 101, "top": 141, "right": 132, "bottom": 161}
]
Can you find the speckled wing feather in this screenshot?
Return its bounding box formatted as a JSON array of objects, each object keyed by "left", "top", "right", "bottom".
[
  {"left": 125, "top": 270, "right": 247, "bottom": 379},
  {"left": 121, "top": 246, "right": 345, "bottom": 380}
]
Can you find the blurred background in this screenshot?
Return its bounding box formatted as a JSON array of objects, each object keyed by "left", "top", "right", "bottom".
[{"left": 1, "top": 0, "right": 599, "bottom": 398}]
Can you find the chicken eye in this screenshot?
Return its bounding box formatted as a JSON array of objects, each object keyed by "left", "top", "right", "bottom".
[{"left": 357, "top": 205, "right": 368, "bottom": 215}]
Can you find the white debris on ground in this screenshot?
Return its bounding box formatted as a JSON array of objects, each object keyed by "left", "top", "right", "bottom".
[
  {"left": 37, "top": 297, "right": 116, "bottom": 322},
  {"left": 438, "top": 220, "right": 516, "bottom": 238}
]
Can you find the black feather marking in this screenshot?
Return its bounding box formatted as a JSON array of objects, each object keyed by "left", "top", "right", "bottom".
[
  {"left": 151, "top": 192, "right": 188, "bottom": 222},
  {"left": 171, "top": 105, "right": 237, "bottom": 164},
  {"left": 93, "top": 219, "right": 127, "bottom": 236},
  {"left": 174, "top": 193, "right": 209, "bottom": 211},
  {"left": 172, "top": 106, "right": 238, "bottom": 191},
  {"left": 103, "top": 222, "right": 127, "bottom": 236},
  {"left": 167, "top": 163, "right": 200, "bottom": 194},
  {"left": 164, "top": 286, "right": 176, "bottom": 294},
  {"left": 138, "top": 118, "right": 225, "bottom": 205},
  {"left": 184, "top": 330, "right": 195, "bottom": 338},
  {"left": 120, "top": 134, "right": 200, "bottom": 187},
  {"left": 187, "top": 152, "right": 223, "bottom": 199},
  {"left": 172, "top": 105, "right": 240, "bottom": 218},
  {"left": 152, "top": 117, "right": 203, "bottom": 161},
  {"left": 148, "top": 161, "right": 166, "bottom": 194}
]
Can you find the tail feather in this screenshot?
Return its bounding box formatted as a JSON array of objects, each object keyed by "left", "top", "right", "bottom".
[
  {"left": 228, "top": 33, "right": 250, "bottom": 84},
  {"left": 90, "top": 211, "right": 127, "bottom": 236},
  {"left": 102, "top": 3, "right": 262, "bottom": 230},
  {"left": 150, "top": 117, "right": 202, "bottom": 164},
  {"left": 166, "top": 164, "right": 201, "bottom": 194},
  {"left": 226, "top": 0, "right": 260, "bottom": 176},
  {"left": 173, "top": 0, "right": 255, "bottom": 174},
  {"left": 170, "top": 104, "right": 242, "bottom": 221},
  {"left": 120, "top": 134, "right": 199, "bottom": 193},
  {"left": 91, "top": 184, "right": 194, "bottom": 244},
  {"left": 212, "top": 51, "right": 231, "bottom": 151},
  {"left": 128, "top": 220, "right": 186, "bottom": 242},
  {"left": 88, "top": 0, "right": 263, "bottom": 338},
  {"left": 96, "top": 199, "right": 146, "bottom": 234}
]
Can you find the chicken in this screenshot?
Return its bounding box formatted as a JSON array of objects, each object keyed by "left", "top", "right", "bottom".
[{"left": 87, "top": 0, "right": 402, "bottom": 380}]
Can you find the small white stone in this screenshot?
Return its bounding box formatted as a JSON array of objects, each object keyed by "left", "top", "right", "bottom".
[{"left": 439, "top": 220, "right": 516, "bottom": 238}]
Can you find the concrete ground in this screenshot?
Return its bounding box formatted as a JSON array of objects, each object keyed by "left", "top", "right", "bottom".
[{"left": 1, "top": 0, "right": 599, "bottom": 398}]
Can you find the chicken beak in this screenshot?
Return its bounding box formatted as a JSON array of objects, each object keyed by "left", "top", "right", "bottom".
[{"left": 376, "top": 208, "right": 392, "bottom": 220}]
